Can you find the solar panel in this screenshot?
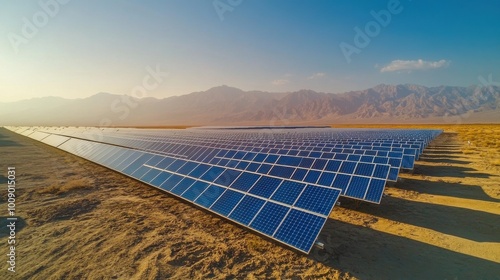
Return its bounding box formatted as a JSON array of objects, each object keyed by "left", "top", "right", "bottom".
[{"left": 6, "top": 125, "right": 441, "bottom": 253}]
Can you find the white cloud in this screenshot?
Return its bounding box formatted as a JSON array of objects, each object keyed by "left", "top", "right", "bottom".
[
  {"left": 380, "top": 59, "right": 450, "bottom": 73},
  {"left": 272, "top": 79, "right": 289, "bottom": 86},
  {"left": 307, "top": 72, "right": 326, "bottom": 80}
]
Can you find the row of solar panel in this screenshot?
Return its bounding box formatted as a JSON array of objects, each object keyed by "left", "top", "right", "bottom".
[
  {"left": 16, "top": 127, "right": 441, "bottom": 201},
  {"left": 45, "top": 137, "right": 341, "bottom": 253},
  {"left": 39, "top": 132, "right": 416, "bottom": 172},
  {"left": 22, "top": 128, "right": 390, "bottom": 204},
  {"left": 97, "top": 135, "right": 424, "bottom": 156},
  {"left": 19, "top": 128, "right": 394, "bottom": 201},
  {"left": 30, "top": 127, "right": 434, "bottom": 153}
]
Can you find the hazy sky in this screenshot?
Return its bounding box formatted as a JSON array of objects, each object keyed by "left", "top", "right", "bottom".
[{"left": 1, "top": 0, "right": 499, "bottom": 102}]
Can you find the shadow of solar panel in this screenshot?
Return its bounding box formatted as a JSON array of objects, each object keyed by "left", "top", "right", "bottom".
[
  {"left": 250, "top": 202, "right": 289, "bottom": 236},
  {"left": 274, "top": 209, "right": 326, "bottom": 253}
]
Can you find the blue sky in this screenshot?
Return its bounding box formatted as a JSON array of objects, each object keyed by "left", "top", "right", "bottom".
[{"left": 1, "top": 0, "right": 499, "bottom": 102}]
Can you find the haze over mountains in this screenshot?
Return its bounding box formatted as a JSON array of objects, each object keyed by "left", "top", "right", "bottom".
[{"left": 1, "top": 84, "right": 499, "bottom": 126}]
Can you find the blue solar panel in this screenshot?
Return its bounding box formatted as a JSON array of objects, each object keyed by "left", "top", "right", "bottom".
[
  {"left": 373, "top": 164, "right": 390, "bottom": 179},
  {"left": 364, "top": 178, "right": 386, "bottom": 203},
  {"left": 150, "top": 171, "right": 173, "bottom": 186},
  {"left": 274, "top": 209, "right": 326, "bottom": 252},
  {"left": 250, "top": 202, "right": 289, "bottom": 236},
  {"left": 294, "top": 186, "right": 340, "bottom": 215},
  {"left": 214, "top": 169, "right": 242, "bottom": 186},
  {"left": 210, "top": 190, "right": 244, "bottom": 216},
  {"left": 345, "top": 176, "right": 370, "bottom": 199},
  {"left": 256, "top": 164, "right": 272, "bottom": 174},
  {"left": 229, "top": 196, "right": 266, "bottom": 225},
  {"left": 195, "top": 185, "right": 225, "bottom": 208},
  {"left": 171, "top": 177, "right": 196, "bottom": 195},
  {"left": 230, "top": 172, "right": 260, "bottom": 191},
  {"left": 269, "top": 165, "right": 295, "bottom": 178},
  {"left": 271, "top": 181, "right": 305, "bottom": 205},
  {"left": 249, "top": 176, "right": 282, "bottom": 198},
  {"left": 339, "top": 161, "right": 356, "bottom": 174},
  {"left": 325, "top": 160, "right": 342, "bottom": 172},
  {"left": 333, "top": 174, "right": 351, "bottom": 193},
  {"left": 354, "top": 163, "right": 375, "bottom": 177},
  {"left": 15, "top": 125, "right": 441, "bottom": 254},
  {"left": 388, "top": 167, "right": 399, "bottom": 181},
  {"left": 182, "top": 181, "right": 210, "bottom": 201},
  {"left": 303, "top": 170, "right": 321, "bottom": 184},
  {"left": 200, "top": 166, "right": 225, "bottom": 181},
  {"left": 160, "top": 173, "right": 183, "bottom": 191}
]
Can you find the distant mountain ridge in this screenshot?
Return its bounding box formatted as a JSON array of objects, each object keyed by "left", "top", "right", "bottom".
[{"left": 1, "top": 84, "right": 499, "bottom": 126}]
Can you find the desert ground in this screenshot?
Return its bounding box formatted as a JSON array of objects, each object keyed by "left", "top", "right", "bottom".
[{"left": 0, "top": 125, "right": 499, "bottom": 279}]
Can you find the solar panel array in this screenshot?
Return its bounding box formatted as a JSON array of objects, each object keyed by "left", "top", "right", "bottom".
[{"left": 5, "top": 126, "right": 441, "bottom": 253}]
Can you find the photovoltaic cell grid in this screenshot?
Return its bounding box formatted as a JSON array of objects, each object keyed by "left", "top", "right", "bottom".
[
  {"left": 11, "top": 126, "right": 441, "bottom": 204},
  {"left": 5, "top": 126, "right": 441, "bottom": 253}
]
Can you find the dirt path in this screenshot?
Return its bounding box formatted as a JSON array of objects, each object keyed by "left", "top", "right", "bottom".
[{"left": 0, "top": 129, "right": 498, "bottom": 279}]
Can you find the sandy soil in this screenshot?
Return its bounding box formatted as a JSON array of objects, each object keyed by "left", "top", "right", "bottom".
[{"left": 0, "top": 127, "right": 498, "bottom": 279}]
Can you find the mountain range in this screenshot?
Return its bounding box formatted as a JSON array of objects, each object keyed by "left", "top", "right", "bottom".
[{"left": 1, "top": 84, "right": 499, "bottom": 126}]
